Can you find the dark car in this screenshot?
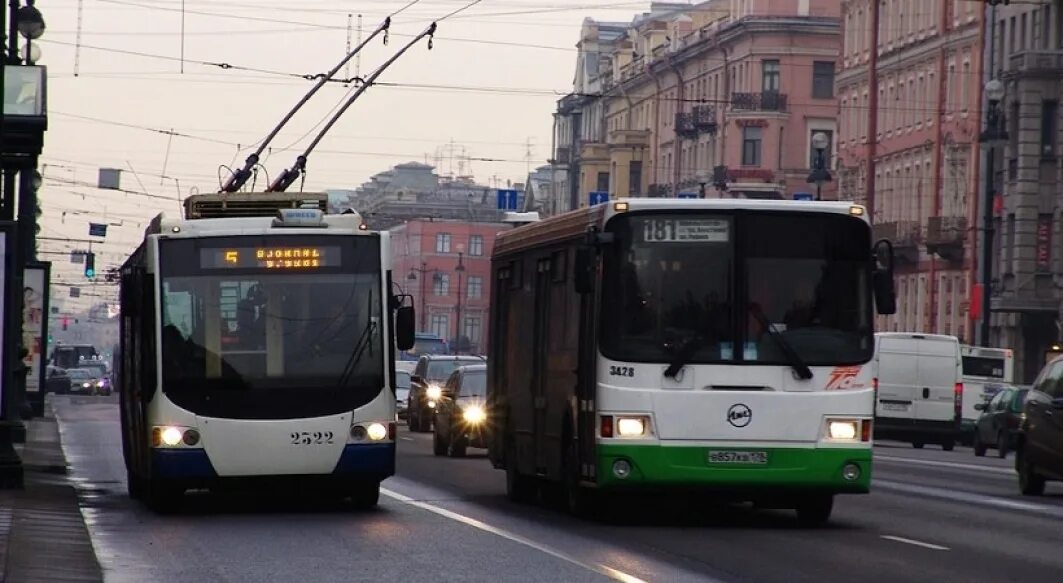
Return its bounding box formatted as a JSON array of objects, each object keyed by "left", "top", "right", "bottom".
[
  {"left": 433, "top": 364, "right": 488, "bottom": 458},
  {"left": 44, "top": 366, "right": 71, "bottom": 395},
  {"left": 395, "top": 369, "right": 411, "bottom": 421},
  {"left": 973, "top": 387, "right": 1027, "bottom": 458},
  {"left": 407, "top": 355, "right": 485, "bottom": 432},
  {"left": 1016, "top": 356, "right": 1063, "bottom": 495}
]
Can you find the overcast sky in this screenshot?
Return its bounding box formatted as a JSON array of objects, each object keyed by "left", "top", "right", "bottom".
[{"left": 34, "top": 0, "right": 660, "bottom": 309}]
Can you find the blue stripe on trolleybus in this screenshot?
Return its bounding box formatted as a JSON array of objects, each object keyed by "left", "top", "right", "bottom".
[
  {"left": 332, "top": 443, "right": 395, "bottom": 477},
  {"left": 152, "top": 449, "right": 218, "bottom": 479}
]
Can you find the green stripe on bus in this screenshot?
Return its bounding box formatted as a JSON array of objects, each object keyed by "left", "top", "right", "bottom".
[{"left": 597, "top": 444, "right": 872, "bottom": 493}]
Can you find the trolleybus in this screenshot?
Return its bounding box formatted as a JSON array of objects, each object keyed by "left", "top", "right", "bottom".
[
  {"left": 959, "top": 345, "right": 1015, "bottom": 438},
  {"left": 118, "top": 193, "right": 415, "bottom": 511},
  {"left": 486, "top": 198, "right": 896, "bottom": 525}
]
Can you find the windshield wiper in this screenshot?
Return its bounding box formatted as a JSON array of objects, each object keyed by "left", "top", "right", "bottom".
[
  {"left": 748, "top": 304, "right": 813, "bottom": 380},
  {"left": 664, "top": 335, "right": 704, "bottom": 379},
  {"left": 336, "top": 291, "right": 378, "bottom": 389}
]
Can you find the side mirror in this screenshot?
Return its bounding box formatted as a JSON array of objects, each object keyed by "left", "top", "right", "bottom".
[
  {"left": 411, "top": 375, "right": 422, "bottom": 384},
  {"left": 575, "top": 246, "right": 595, "bottom": 294},
  {"left": 872, "top": 238, "right": 897, "bottom": 315},
  {"left": 1051, "top": 398, "right": 1063, "bottom": 410},
  {"left": 974, "top": 403, "right": 986, "bottom": 411},
  {"left": 395, "top": 305, "right": 416, "bottom": 351}
]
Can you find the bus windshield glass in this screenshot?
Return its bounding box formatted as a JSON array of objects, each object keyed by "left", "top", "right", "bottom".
[
  {"left": 601, "top": 211, "right": 872, "bottom": 367},
  {"left": 962, "top": 356, "right": 1006, "bottom": 379},
  {"left": 158, "top": 235, "right": 383, "bottom": 419}
]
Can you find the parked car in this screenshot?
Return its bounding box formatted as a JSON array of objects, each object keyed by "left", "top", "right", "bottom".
[
  {"left": 433, "top": 364, "right": 488, "bottom": 458},
  {"left": 396, "top": 369, "right": 411, "bottom": 420},
  {"left": 1016, "top": 356, "right": 1063, "bottom": 495},
  {"left": 407, "top": 355, "right": 485, "bottom": 432},
  {"left": 973, "top": 386, "right": 1027, "bottom": 458}
]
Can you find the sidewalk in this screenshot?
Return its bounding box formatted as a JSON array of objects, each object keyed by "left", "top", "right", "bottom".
[{"left": 0, "top": 403, "right": 102, "bottom": 582}]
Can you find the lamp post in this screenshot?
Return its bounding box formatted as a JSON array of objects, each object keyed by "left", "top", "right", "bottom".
[
  {"left": 454, "top": 251, "right": 465, "bottom": 355},
  {"left": 807, "top": 132, "right": 832, "bottom": 201},
  {"left": 978, "top": 79, "right": 1007, "bottom": 348},
  {"left": 406, "top": 261, "right": 433, "bottom": 331}
]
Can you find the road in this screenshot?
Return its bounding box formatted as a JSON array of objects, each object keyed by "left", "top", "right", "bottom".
[{"left": 51, "top": 396, "right": 1063, "bottom": 582}]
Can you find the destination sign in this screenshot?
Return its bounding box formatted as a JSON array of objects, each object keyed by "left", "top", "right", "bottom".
[
  {"left": 200, "top": 246, "right": 341, "bottom": 270},
  {"left": 640, "top": 218, "right": 730, "bottom": 243}
]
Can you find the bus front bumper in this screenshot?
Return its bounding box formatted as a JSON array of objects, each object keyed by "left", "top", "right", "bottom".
[{"left": 596, "top": 444, "right": 871, "bottom": 494}]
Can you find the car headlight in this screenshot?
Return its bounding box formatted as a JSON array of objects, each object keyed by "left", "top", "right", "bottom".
[
  {"left": 426, "top": 385, "right": 443, "bottom": 400},
  {"left": 96, "top": 381, "right": 105, "bottom": 387},
  {"left": 82, "top": 382, "right": 91, "bottom": 388},
  {"left": 462, "top": 405, "right": 486, "bottom": 423},
  {"left": 616, "top": 416, "right": 649, "bottom": 437},
  {"left": 827, "top": 419, "right": 859, "bottom": 441}
]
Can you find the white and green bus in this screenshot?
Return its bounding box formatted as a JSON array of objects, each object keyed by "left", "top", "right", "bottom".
[{"left": 486, "top": 198, "right": 896, "bottom": 525}]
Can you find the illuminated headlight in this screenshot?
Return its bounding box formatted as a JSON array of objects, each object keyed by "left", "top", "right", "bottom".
[
  {"left": 462, "top": 405, "right": 486, "bottom": 424},
  {"left": 82, "top": 382, "right": 91, "bottom": 389},
  {"left": 427, "top": 400, "right": 436, "bottom": 409},
  {"left": 828, "top": 420, "right": 859, "bottom": 441},
  {"left": 367, "top": 423, "right": 388, "bottom": 441},
  {"left": 96, "top": 381, "right": 105, "bottom": 388},
  {"left": 152, "top": 426, "right": 201, "bottom": 448},
  {"left": 426, "top": 385, "right": 443, "bottom": 400},
  {"left": 616, "top": 416, "right": 649, "bottom": 437}
]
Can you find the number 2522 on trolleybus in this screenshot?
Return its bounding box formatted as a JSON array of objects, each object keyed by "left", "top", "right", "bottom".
[
  {"left": 118, "top": 193, "right": 415, "bottom": 511},
  {"left": 487, "top": 198, "right": 897, "bottom": 525}
]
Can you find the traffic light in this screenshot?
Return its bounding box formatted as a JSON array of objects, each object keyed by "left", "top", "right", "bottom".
[{"left": 84, "top": 252, "right": 96, "bottom": 278}]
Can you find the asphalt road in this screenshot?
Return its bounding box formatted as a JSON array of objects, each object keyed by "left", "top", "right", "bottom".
[{"left": 51, "top": 396, "right": 1063, "bottom": 582}]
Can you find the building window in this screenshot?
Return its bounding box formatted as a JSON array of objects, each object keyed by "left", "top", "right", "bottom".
[
  {"left": 741, "top": 127, "right": 762, "bottom": 166},
  {"left": 435, "top": 233, "right": 451, "bottom": 253},
  {"left": 1042, "top": 100, "right": 1058, "bottom": 158},
  {"left": 809, "top": 130, "right": 834, "bottom": 170},
  {"left": 628, "top": 161, "right": 642, "bottom": 196},
  {"left": 430, "top": 314, "right": 449, "bottom": 340},
  {"left": 463, "top": 316, "right": 482, "bottom": 348},
  {"left": 762, "top": 59, "right": 780, "bottom": 92},
  {"left": 812, "top": 62, "right": 835, "bottom": 98},
  {"left": 467, "top": 276, "right": 483, "bottom": 300},
  {"left": 469, "top": 235, "right": 484, "bottom": 257},
  {"left": 433, "top": 273, "right": 450, "bottom": 296},
  {"left": 596, "top": 172, "right": 610, "bottom": 193}
]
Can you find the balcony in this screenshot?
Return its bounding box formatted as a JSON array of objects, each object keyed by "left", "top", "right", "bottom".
[
  {"left": 872, "top": 220, "right": 922, "bottom": 264},
  {"left": 692, "top": 105, "right": 718, "bottom": 134},
  {"left": 675, "top": 112, "right": 698, "bottom": 139},
  {"left": 731, "top": 91, "right": 788, "bottom": 113},
  {"left": 607, "top": 129, "right": 651, "bottom": 148},
  {"left": 925, "top": 216, "right": 967, "bottom": 262},
  {"left": 551, "top": 147, "right": 571, "bottom": 165},
  {"left": 1005, "top": 50, "right": 1063, "bottom": 78}
]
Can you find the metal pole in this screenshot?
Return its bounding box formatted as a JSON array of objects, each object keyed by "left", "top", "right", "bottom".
[
  {"left": 419, "top": 262, "right": 427, "bottom": 331},
  {"left": 455, "top": 253, "right": 463, "bottom": 355},
  {"left": 980, "top": 142, "right": 995, "bottom": 347}
]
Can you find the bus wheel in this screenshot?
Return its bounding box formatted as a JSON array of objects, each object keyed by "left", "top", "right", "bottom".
[
  {"left": 505, "top": 440, "right": 536, "bottom": 504},
  {"left": 349, "top": 482, "right": 380, "bottom": 510},
  {"left": 126, "top": 470, "right": 144, "bottom": 500},
  {"left": 795, "top": 495, "right": 833, "bottom": 527},
  {"left": 146, "top": 480, "right": 183, "bottom": 513}
]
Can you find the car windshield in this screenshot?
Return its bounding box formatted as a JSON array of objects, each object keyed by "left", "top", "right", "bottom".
[
  {"left": 396, "top": 371, "right": 411, "bottom": 390},
  {"left": 68, "top": 369, "right": 93, "bottom": 380},
  {"left": 158, "top": 235, "right": 385, "bottom": 420},
  {"left": 601, "top": 212, "right": 873, "bottom": 366},
  {"left": 459, "top": 371, "right": 487, "bottom": 399},
  {"left": 427, "top": 359, "right": 480, "bottom": 381},
  {"left": 396, "top": 388, "right": 410, "bottom": 401}
]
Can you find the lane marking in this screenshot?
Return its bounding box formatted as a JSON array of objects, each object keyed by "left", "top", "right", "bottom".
[
  {"left": 381, "top": 488, "right": 649, "bottom": 583},
  {"left": 400, "top": 437, "right": 415, "bottom": 442},
  {"left": 874, "top": 479, "right": 1058, "bottom": 515},
  {"left": 880, "top": 535, "right": 950, "bottom": 551},
  {"left": 876, "top": 455, "right": 1014, "bottom": 476}
]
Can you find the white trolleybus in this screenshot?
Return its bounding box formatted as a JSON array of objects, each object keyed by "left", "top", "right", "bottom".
[
  {"left": 486, "top": 198, "right": 897, "bottom": 525},
  {"left": 118, "top": 192, "right": 415, "bottom": 511},
  {"left": 959, "top": 345, "right": 1015, "bottom": 437}
]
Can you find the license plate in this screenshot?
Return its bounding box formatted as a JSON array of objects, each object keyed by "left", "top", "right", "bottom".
[
  {"left": 708, "top": 451, "right": 768, "bottom": 464},
  {"left": 881, "top": 402, "right": 910, "bottom": 412}
]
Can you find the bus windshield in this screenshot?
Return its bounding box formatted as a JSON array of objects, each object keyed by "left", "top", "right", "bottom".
[
  {"left": 158, "top": 235, "right": 384, "bottom": 419},
  {"left": 601, "top": 211, "right": 872, "bottom": 367}
]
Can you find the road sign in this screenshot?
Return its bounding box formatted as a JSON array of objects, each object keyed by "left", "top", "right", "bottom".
[
  {"left": 793, "top": 192, "right": 814, "bottom": 201},
  {"left": 589, "top": 191, "right": 609, "bottom": 205},
  {"left": 89, "top": 223, "right": 107, "bottom": 237},
  {"left": 496, "top": 189, "right": 519, "bottom": 211}
]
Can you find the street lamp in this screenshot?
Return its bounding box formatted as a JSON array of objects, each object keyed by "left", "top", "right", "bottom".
[
  {"left": 406, "top": 262, "right": 435, "bottom": 331},
  {"left": 454, "top": 251, "right": 465, "bottom": 355},
  {"left": 978, "top": 79, "right": 1008, "bottom": 348},
  {"left": 807, "top": 132, "right": 832, "bottom": 201},
  {"left": 16, "top": 1, "right": 45, "bottom": 40}
]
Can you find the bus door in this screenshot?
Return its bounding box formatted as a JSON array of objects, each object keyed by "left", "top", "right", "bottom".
[
  {"left": 575, "top": 253, "right": 598, "bottom": 483},
  {"left": 532, "top": 256, "right": 552, "bottom": 473}
]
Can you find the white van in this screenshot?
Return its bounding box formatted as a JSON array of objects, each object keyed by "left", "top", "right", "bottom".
[{"left": 874, "top": 333, "right": 963, "bottom": 450}]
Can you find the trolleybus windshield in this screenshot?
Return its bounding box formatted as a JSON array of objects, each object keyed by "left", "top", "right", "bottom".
[
  {"left": 158, "top": 235, "right": 384, "bottom": 419},
  {"left": 600, "top": 211, "right": 873, "bottom": 367}
]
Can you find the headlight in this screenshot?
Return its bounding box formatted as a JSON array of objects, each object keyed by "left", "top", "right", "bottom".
[
  {"left": 367, "top": 423, "right": 388, "bottom": 441},
  {"left": 462, "top": 405, "right": 486, "bottom": 423},
  {"left": 427, "top": 400, "right": 436, "bottom": 409},
  {"left": 82, "top": 382, "right": 91, "bottom": 388},
  {"left": 616, "top": 416, "right": 649, "bottom": 437},
  {"left": 160, "top": 427, "right": 183, "bottom": 446},
  {"left": 828, "top": 420, "right": 859, "bottom": 440},
  {"left": 96, "top": 381, "right": 105, "bottom": 387},
  {"left": 426, "top": 385, "right": 443, "bottom": 400}
]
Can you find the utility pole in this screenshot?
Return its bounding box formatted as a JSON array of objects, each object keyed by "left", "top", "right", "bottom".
[
  {"left": 454, "top": 252, "right": 465, "bottom": 355},
  {"left": 866, "top": 0, "right": 880, "bottom": 220}
]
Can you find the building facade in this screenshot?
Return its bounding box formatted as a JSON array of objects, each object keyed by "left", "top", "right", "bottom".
[
  {"left": 550, "top": 0, "right": 842, "bottom": 214},
  {"left": 989, "top": 1, "right": 1063, "bottom": 382},
  {"left": 837, "top": 0, "right": 985, "bottom": 344},
  {"left": 390, "top": 220, "right": 508, "bottom": 355}
]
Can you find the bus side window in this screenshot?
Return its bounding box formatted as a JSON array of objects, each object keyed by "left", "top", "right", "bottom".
[{"left": 140, "top": 270, "right": 159, "bottom": 400}]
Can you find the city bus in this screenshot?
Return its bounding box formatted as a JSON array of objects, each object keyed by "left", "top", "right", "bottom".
[
  {"left": 959, "top": 345, "right": 1015, "bottom": 438},
  {"left": 118, "top": 193, "right": 415, "bottom": 511},
  {"left": 486, "top": 198, "right": 896, "bottom": 525}
]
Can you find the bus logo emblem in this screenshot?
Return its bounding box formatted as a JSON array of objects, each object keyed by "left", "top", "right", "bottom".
[{"left": 727, "top": 404, "right": 752, "bottom": 428}]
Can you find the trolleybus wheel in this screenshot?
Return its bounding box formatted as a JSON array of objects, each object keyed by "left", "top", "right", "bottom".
[
  {"left": 795, "top": 495, "right": 834, "bottom": 527},
  {"left": 146, "top": 480, "right": 183, "bottom": 513},
  {"left": 505, "top": 439, "right": 536, "bottom": 504},
  {"left": 126, "top": 470, "right": 144, "bottom": 500},
  {"left": 349, "top": 482, "right": 380, "bottom": 510}
]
